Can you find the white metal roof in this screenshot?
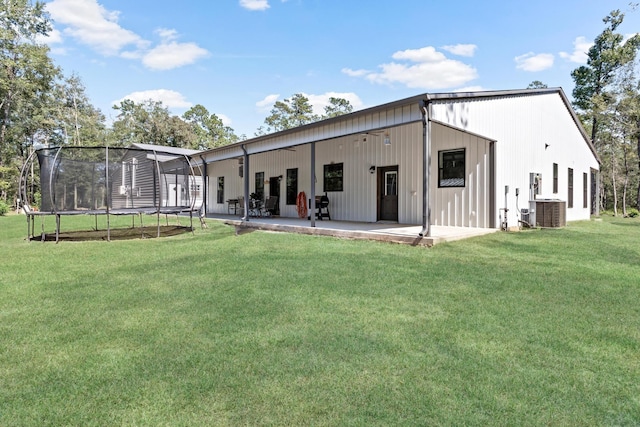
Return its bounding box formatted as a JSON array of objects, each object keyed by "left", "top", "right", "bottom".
[{"left": 197, "top": 88, "right": 598, "bottom": 164}]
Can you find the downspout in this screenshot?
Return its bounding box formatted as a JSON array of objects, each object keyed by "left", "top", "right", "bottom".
[
  {"left": 199, "top": 155, "right": 207, "bottom": 215},
  {"left": 241, "top": 145, "right": 249, "bottom": 221},
  {"left": 418, "top": 98, "right": 432, "bottom": 237}
]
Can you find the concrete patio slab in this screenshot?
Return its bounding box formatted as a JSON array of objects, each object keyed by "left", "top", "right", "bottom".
[{"left": 205, "top": 214, "right": 498, "bottom": 247}]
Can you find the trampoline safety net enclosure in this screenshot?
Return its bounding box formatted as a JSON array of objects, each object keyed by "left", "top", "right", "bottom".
[{"left": 20, "top": 146, "right": 203, "bottom": 242}]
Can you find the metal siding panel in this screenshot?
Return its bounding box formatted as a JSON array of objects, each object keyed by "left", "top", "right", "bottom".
[
  {"left": 430, "top": 123, "right": 491, "bottom": 228},
  {"left": 431, "top": 93, "right": 598, "bottom": 226}
]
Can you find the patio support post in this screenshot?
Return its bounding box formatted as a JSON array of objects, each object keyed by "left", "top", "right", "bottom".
[
  {"left": 152, "top": 150, "right": 162, "bottom": 238},
  {"left": 199, "top": 155, "right": 207, "bottom": 215},
  {"left": 241, "top": 145, "right": 250, "bottom": 221},
  {"left": 105, "top": 146, "right": 111, "bottom": 242},
  {"left": 419, "top": 98, "right": 432, "bottom": 238},
  {"left": 310, "top": 141, "right": 316, "bottom": 227}
]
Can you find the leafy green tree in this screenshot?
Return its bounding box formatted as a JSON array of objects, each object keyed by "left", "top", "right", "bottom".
[
  {"left": 571, "top": 9, "right": 640, "bottom": 146},
  {"left": 263, "top": 93, "right": 319, "bottom": 133},
  {"left": 258, "top": 94, "right": 353, "bottom": 135},
  {"left": 612, "top": 65, "right": 640, "bottom": 210},
  {"left": 0, "top": 0, "right": 58, "bottom": 203},
  {"left": 570, "top": 8, "right": 640, "bottom": 214},
  {"left": 165, "top": 115, "right": 197, "bottom": 148},
  {"left": 53, "top": 73, "right": 106, "bottom": 146},
  {"left": 527, "top": 81, "right": 548, "bottom": 89},
  {"left": 110, "top": 99, "right": 169, "bottom": 147},
  {"left": 111, "top": 99, "right": 205, "bottom": 148},
  {"left": 182, "top": 104, "right": 238, "bottom": 149},
  {"left": 322, "top": 96, "right": 354, "bottom": 118}
]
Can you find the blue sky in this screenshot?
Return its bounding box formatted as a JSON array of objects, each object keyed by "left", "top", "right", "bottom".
[{"left": 42, "top": 0, "right": 640, "bottom": 138}]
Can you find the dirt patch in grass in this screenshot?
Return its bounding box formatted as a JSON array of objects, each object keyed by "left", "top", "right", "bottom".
[{"left": 32, "top": 225, "right": 193, "bottom": 242}]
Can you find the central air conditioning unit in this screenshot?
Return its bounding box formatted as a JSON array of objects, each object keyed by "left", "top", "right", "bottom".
[
  {"left": 535, "top": 200, "right": 566, "bottom": 227},
  {"left": 118, "top": 185, "right": 128, "bottom": 195},
  {"left": 520, "top": 208, "right": 530, "bottom": 226}
]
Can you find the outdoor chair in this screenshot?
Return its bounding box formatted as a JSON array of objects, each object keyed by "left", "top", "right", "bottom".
[
  {"left": 236, "top": 196, "right": 245, "bottom": 216},
  {"left": 261, "top": 196, "right": 278, "bottom": 217},
  {"left": 249, "top": 197, "right": 263, "bottom": 217}
]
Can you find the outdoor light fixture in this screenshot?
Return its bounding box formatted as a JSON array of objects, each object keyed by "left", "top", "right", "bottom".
[
  {"left": 384, "top": 132, "right": 391, "bottom": 146},
  {"left": 369, "top": 165, "right": 376, "bottom": 174}
]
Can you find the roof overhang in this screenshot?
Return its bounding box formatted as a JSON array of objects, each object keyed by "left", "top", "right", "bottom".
[{"left": 198, "top": 88, "right": 599, "bottom": 164}]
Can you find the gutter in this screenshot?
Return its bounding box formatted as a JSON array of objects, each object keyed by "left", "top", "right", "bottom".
[{"left": 418, "top": 98, "right": 431, "bottom": 238}]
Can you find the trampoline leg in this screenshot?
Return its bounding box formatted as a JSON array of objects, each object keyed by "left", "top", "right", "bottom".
[{"left": 55, "top": 214, "right": 60, "bottom": 244}]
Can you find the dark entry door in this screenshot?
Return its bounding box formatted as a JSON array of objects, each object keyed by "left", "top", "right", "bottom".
[
  {"left": 590, "top": 168, "right": 598, "bottom": 215},
  {"left": 378, "top": 166, "right": 398, "bottom": 221},
  {"left": 269, "top": 176, "right": 280, "bottom": 215}
]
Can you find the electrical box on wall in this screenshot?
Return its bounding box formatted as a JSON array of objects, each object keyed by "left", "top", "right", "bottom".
[{"left": 529, "top": 173, "right": 542, "bottom": 200}]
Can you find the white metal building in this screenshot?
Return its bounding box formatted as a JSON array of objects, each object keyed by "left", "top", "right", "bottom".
[{"left": 198, "top": 88, "right": 599, "bottom": 234}]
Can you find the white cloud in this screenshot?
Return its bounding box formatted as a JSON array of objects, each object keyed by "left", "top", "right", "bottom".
[
  {"left": 441, "top": 44, "right": 477, "bottom": 57},
  {"left": 349, "top": 46, "right": 477, "bottom": 89},
  {"left": 240, "top": 0, "right": 270, "bottom": 11},
  {"left": 256, "top": 94, "right": 280, "bottom": 111},
  {"left": 113, "top": 89, "right": 192, "bottom": 109},
  {"left": 45, "top": 0, "right": 208, "bottom": 70},
  {"left": 143, "top": 42, "right": 209, "bottom": 71},
  {"left": 515, "top": 52, "right": 554, "bottom": 72},
  {"left": 36, "top": 27, "right": 63, "bottom": 45},
  {"left": 342, "top": 68, "right": 370, "bottom": 77},
  {"left": 46, "top": 0, "right": 147, "bottom": 56},
  {"left": 302, "top": 92, "right": 365, "bottom": 115},
  {"left": 453, "top": 86, "right": 486, "bottom": 93},
  {"left": 559, "top": 36, "right": 591, "bottom": 64},
  {"left": 155, "top": 28, "right": 179, "bottom": 41},
  {"left": 217, "top": 114, "right": 233, "bottom": 127}
]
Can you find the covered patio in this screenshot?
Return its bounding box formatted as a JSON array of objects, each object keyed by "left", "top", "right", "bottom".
[{"left": 204, "top": 213, "right": 497, "bottom": 247}]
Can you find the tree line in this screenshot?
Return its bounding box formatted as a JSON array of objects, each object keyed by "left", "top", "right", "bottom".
[
  {"left": 1, "top": 1, "right": 639, "bottom": 216},
  {"left": 570, "top": 8, "right": 640, "bottom": 215}
]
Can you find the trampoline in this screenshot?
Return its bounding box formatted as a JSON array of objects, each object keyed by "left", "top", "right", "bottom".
[{"left": 19, "top": 146, "right": 203, "bottom": 242}]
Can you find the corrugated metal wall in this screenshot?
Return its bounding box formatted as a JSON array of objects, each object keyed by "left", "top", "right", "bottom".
[
  {"left": 430, "top": 123, "right": 492, "bottom": 228},
  {"left": 431, "top": 93, "right": 599, "bottom": 224}
]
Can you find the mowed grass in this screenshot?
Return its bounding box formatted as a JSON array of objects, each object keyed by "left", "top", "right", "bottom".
[{"left": 1, "top": 214, "right": 639, "bottom": 426}]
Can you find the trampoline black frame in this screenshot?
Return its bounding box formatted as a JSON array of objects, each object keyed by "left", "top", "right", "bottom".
[{"left": 19, "top": 146, "right": 204, "bottom": 242}]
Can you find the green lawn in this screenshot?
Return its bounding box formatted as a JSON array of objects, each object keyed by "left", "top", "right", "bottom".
[{"left": 1, "top": 214, "right": 639, "bottom": 426}]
